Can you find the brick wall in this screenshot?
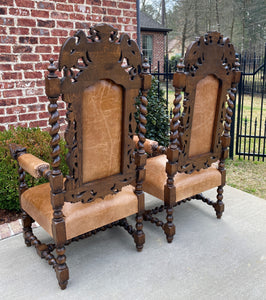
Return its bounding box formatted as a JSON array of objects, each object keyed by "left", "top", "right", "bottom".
[
  {"left": 140, "top": 31, "right": 165, "bottom": 71},
  {"left": 0, "top": 0, "right": 137, "bottom": 131}
]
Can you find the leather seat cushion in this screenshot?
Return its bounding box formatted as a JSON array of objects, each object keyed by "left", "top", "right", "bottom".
[
  {"left": 143, "top": 155, "right": 222, "bottom": 202},
  {"left": 21, "top": 184, "right": 138, "bottom": 240}
]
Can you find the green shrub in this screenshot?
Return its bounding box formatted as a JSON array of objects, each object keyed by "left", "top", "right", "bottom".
[
  {"left": 136, "top": 76, "right": 169, "bottom": 146},
  {"left": 0, "top": 127, "right": 68, "bottom": 211}
]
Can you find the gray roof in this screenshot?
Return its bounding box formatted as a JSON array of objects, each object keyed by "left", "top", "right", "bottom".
[{"left": 140, "top": 11, "right": 172, "bottom": 33}]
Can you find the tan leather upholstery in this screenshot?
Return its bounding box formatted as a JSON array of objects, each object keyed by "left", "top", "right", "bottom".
[
  {"left": 189, "top": 75, "right": 219, "bottom": 157},
  {"left": 21, "top": 183, "right": 138, "bottom": 240},
  {"left": 133, "top": 135, "right": 159, "bottom": 154},
  {"left": 18, "top": 153, "right": 50, "bottom": 179},
  {"left": 143, "top": 155, "right": 222, "bottom": 202},
  {"left": 82, "top": 80, "right": 122, "bottom": 183}
]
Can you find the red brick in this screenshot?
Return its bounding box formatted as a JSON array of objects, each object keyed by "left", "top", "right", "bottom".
[
  {"left": 9, "top": 27, "right": 30, "bottom": 35},
  {"left": 31, "top": 10, "right": 49, "bottom": 18},
  {"left": 107, "top": 8, "right": 121, "bottom": 16},
  {"left": 103, "top": 16, "right": 116, "bottom": 23},
  {"left": 51, "top": 12, "right": 68, "bottom": 20},
  {"left": 17, "top": 18, "right": 36, "bottom": 27},
  {"left": 0, "top": 125, "right": 7, "bottom": 131},
  {"left": 92, "top": 7, "right": 106, "bottom": 14},
  {"left": 31, "top": 28, "right": 49, "bottom": 36},
  {"left": 25, "top": 88, "right": 44, "bottom": 96},
  {"left": 6, "top": 106, "right": 26, "bottom": 114},
  {"left": 37, "top": 2, "right": 55, "bottom": 10},
  {"left": 19, "top": 113, "right": 37, "bottom": 121},
  {"left": 0, "top": 115, "right": 17, "bottom": 123},
  {"left": 39, "top": 96, "right": 50, "bottom": 102},
  {"left": 37, "top": 19, "right": 55, "bottom": 28},
  {"left": 13, "top": 45, "right": 32, "bottom": 53},
  {"left": 118, "top": 2, "right": 130, "bottom": 9},
  {"left": 21, "top": 54, "right": 40, "bottom": 61},
  {"left": 9, "top": 8, "right": 30, "bottom": 16},
  {"left": 0, "top": 8, "right": 7, "bottom": 14},
  {"left": 35, "top": 62, "right": 49, "bottom": 70},
  {"left": 0, "top": 98, "right": 17, "bottom": 106},
  {"left": 86, "top": 14, "right": 102, "bottom": 22},
  {"left": 35, "top": 46, "right": 52, "bottom": 53},
  {"left": 41, "top": 54, "right": 58, "bottom": 62},
  {"left": 24, "top": 71, "right": 43, "bottom": 79},
  {"left": 2, "top": 72, "right": 22, "bottom": 80},
  {"left": 1, "top": 0, "right": 13, "bottom": 6},
  {"left": 14, "top": 63, "right": 34, "bottom": 71},
  {"left": 28, "top": 104, "right": 46, "bottom": 112},
  {"left": 102, "top": 0, "right": 116, "bottom": 7},
  {"left": 0, "top": 82, "right": 15, "bottom": 89},
  {"left": 18, "top": 97, "right": 37, "bottom": 104},
  {"left": 74, "top": 4, "right": 90, "bottom": 13},
  {"left": 29, "top": 120, "right": 47, "bottom": 127},
  {"left": 0, "top": 63, "right": 12, "bottom": 71},
  {"left": 56, "top": 3, "right": 74, "bottom": 12},
  {"left": 75, "top": 22, "right": 90, "bottom": 29},
  {"left": 69, "top": 0, "right": 85, "bottom": 3},
  {"left": 0, "top": 108, "right": 5, "bottom": 114},
  {"left": 51, "top": 29, "right": 68, "bottom": 37},
  {"left": 57, "top": 21, "right": 73, "bottom": 28},
  {"left": 0, "top": 18, "right": 14, "bottom": 26},
  {"left": 86, "top": 0, "right": 101, "bottom": 5},
  {"left": 16, "top": 81, "right": 35, "bottom": 89},
  {"left": 70, "top": 13, "right": 85, "bottom": 21},
  {"left": 19, "top": 36, "right": 38, "bottom": 44},
  {"left": 123, "top": 10, "right": 136, "bottom": 17},
  {"left": 0, "top": 54, "right": 16, "bottom": 62},
  {"left": 40, "top": 37, "right": 58, "bottom": 44},
  {"left": 15, "top": 0, "right": 35, "bottom": 8},
  {"left": 39, "top": 112, "right": 49, "bottom": 118},
  {"left": 0, "top": 45, "right": 11, "bottom": 53},
  {"left": 0, "top": 36, "right": 16, "bottom": 44},
  {"left": 3, "top": 89, "right": 23, "bottom": 98},
  {"left": 0, "top": 26, "right": 7, "bottom": 34}
]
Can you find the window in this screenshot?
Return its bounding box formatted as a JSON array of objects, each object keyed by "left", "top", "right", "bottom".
[{"left": 142, "top": 35, "right": 153, "bottom": 64}]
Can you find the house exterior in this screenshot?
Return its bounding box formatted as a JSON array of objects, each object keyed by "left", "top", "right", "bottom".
[
  {"left": 0, "top": 0, "right": 138, "bottom": 131},
  {"left": 140, "top": 11, "right": 171, "bottom": 70}
]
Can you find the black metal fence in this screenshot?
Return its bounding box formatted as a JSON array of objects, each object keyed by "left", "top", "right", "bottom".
[
  {"left": 232, "top": 45, "right": 266, "bottom": 161},
  {"left": 149, "top": 45, "right": 266, "bottom": 161}
]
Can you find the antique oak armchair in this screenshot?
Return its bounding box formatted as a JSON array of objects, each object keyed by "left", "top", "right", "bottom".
[
  {"left": 10, "top": 24, "right": 151, "bottom": 289},
  {"left": 142, "top": 32, "right": 241, "bottom": 242}
]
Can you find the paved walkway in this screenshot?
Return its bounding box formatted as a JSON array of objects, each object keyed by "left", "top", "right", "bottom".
[
  {"left": 0, "top": 186, "right": 265, "bottom": 299},
  {"left": 0, "top": 219, "right": 39, "bottom": 240}
]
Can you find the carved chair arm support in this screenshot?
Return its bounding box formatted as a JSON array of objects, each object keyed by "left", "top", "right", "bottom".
[
  {"left": 133, "top": 135, "right": 166, "bottom": 156},
  {"left": 9, "top": 143, "right": 50, "bottom": 179}
]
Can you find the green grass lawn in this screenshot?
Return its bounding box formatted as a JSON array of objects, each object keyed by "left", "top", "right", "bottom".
[{"left": 225, "top": 158, "right": 266, "bottom": 199}]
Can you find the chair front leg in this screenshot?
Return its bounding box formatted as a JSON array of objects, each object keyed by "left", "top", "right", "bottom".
[
  {"left": 214, "top": 185, "right": 225, "bottom": 219},
  {"left": 163, "top": 206, "right": 176, "bottom": 243},
  {"left": 134, "top": 213, "right": 145, "bottom": 252},
  {"left": 55, "top": 245, "right": 69, "bottom": 290}
]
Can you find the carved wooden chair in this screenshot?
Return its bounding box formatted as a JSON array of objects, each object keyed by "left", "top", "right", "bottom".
[
  {"left": 10, "top": 24, "right": 151, "bottom": 289},
  {"left": 142, "top": 32, "right": 241, "bottom": 242}
]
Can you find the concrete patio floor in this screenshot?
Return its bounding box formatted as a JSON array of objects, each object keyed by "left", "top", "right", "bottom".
[{"left": 0, "top": 185, "right": 265, "bottom": 299}]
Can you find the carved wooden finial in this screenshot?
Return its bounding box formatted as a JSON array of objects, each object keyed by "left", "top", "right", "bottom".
[
  {"left": 47, "top": 58, "right": 57, "bottom": 78},
  {"left": 142, "top": 57, "right": 150, "bottom": 74},
  {"left": 177, "top": 58, "right": 185, "bottom": 72}
]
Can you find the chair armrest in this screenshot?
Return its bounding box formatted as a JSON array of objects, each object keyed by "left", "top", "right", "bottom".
[
  {"left": 133, "top": 135, "right": 166, "bottom": 156},
  {"left": 9, "top": 143, "right": 50, "bottom": 179}
]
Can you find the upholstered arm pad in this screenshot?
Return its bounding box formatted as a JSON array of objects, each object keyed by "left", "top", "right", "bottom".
[
  {"left": 133, "top": 135, "right": 159, "bottom": 155},
  {"left": 18, "top": 153, "right": 50, "bottom": 179}
]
